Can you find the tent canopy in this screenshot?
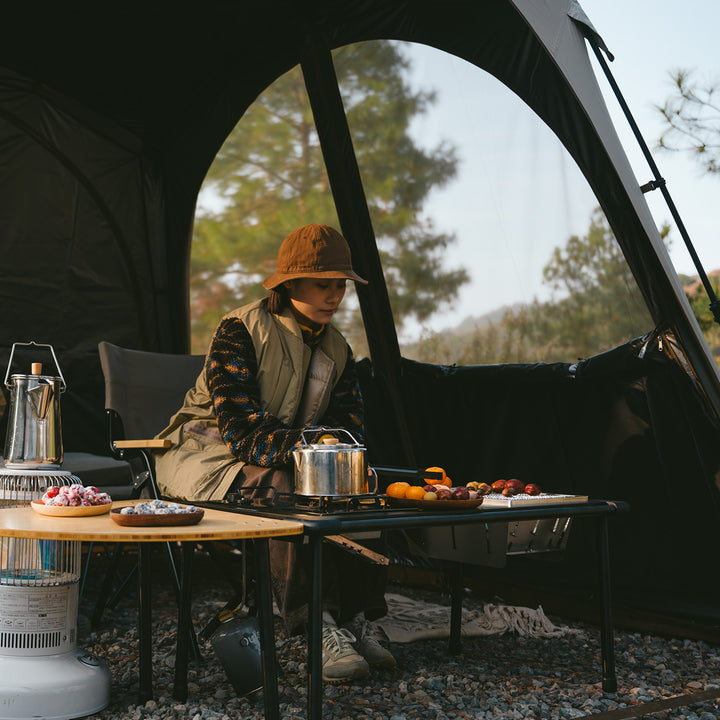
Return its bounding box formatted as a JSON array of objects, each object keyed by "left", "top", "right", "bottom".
[{"left": 2, "top": 0, "right": 720, "bottom": 623}]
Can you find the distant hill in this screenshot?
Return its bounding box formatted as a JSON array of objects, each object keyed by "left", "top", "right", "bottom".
[
  {"left": 681, "top": 269, "right": 720, "bottom": 295},
  {"left": 400, "top": 304, "right": 521, "bottom": 361},
  {"left": 445, "top": 304, "right": 519, "bottom": 336}
]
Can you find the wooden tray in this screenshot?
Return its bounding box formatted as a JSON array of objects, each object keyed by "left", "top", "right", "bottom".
[
  {"left": 385, "top": 496, "right": 484, "bottom": 511},
  {"left": 31, "top": 500, "right": 112, "bottom": 517},
  {"left": 110, "top": 507, "right": 205, "bottom": 526}
]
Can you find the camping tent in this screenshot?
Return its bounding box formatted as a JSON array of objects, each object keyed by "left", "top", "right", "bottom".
[{"left": 2, "top": 0, "right": 720, "bottom": 624}]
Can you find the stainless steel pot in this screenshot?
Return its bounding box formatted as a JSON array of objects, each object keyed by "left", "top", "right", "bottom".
[
  {"left": 3, "top": 342, "right": 66, "bottom": 469},
  {"left": 293, "top": 428, "right": 377, "bottom": 497}
]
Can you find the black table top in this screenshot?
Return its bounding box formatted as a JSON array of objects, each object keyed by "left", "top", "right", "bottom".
[{"left": 199, "top": 498, "right": 629, "bottom": 536}]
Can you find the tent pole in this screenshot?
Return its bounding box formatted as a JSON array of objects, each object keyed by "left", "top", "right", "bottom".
[
  {"left": 589, "top": 42, "right": 720, "bottom": 326},
  {"left": 300, "top": 44, "right": 417, "bottom": 468}
]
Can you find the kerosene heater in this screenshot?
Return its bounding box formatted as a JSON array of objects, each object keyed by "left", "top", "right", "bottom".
[{"left": 0, "top": 342, "right": 110, "bottom": 719}]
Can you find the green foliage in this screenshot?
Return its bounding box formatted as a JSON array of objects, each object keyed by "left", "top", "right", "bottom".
[
  {"left": 406, "top": 209, "right": 658, "bottom": 365},
  {"left": 685, "top": 274, "right": 720, "bottom": 361},
  {"left": 657, "top": 69, "right": 720, "bottom": 175},
  {"left": 190, "top": 41, "right": 468, "bottom": 353}
]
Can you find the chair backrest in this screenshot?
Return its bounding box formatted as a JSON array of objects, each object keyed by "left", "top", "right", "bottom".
[{"left": 98, "top": 341, "right": 206, "bottom": 441}]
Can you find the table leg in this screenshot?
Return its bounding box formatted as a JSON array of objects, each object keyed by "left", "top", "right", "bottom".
[
  {"left": 598, "top": 515, "right": 617, "bottom": 692},
  {"left": 138, "top": 543, "right": 153, "bottom": 702},
  {"left": 91, "top": 542, "right": 125, "bottom": 629},
  {"left": 308, "top": 535, "right": 324, "bottom": 720},
  {"left": 254, "top": 538, "right": 280, "bottom": 720},
  {"left": 173, "top": 542, "right": 195, "bottom": 701},
  {"left": 448, "top": 561, "right": 463, "bottom": 655}
]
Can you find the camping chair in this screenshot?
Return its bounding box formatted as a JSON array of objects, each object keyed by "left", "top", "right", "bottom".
[{"left": 89, "top": 341, "right": 207, "bottom": 650}]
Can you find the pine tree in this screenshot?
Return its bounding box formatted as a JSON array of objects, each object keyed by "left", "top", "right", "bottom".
[{"left": 191, "top": 41, "right": 468, "bottom": 353}]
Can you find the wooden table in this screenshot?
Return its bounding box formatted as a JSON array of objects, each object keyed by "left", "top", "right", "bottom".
[{"left": 0, "top": 503, "right": 303, "bottom": 720}]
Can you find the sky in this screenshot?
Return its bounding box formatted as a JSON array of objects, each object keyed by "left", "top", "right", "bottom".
[
  {"left": 580, "top": 0, "right": 720, "bottom": 273},
  {"left": 398, "top": 0, "right": 720, "bottom": 338}
]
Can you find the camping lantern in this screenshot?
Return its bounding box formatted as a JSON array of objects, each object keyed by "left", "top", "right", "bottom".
[{"left": 0, "top": 342, "right": 110, "bottom": 720}]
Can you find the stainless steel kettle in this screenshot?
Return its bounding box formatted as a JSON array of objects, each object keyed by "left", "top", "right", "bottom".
[
  {"left": 293, "top": 427, "right": 377, "bottom": 497},
  {"left": 3, "top": 342, "right": 66, "bottom": 469}
]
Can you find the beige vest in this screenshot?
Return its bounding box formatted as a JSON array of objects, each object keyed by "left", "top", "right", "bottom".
[{"left": 154, "top": 299, "right": 348, "bottom": 501}]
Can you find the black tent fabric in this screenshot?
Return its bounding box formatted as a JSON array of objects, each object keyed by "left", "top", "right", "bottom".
[
  {"left": 358, "top": 333, "right": 720, "bottom": 620},
  {"left": 2, "top": 0, "right": 720, "bottom": 622}
]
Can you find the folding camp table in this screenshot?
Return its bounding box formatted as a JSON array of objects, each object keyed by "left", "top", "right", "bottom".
[{"left": 215, "top": 498, "right": 629, "bottom": 720}]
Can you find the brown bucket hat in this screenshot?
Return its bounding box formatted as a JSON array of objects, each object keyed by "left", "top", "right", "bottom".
[{"left": 262, "top": 224, "right": 368, "bottom": 290}]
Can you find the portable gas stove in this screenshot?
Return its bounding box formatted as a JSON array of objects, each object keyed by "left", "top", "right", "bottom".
[{"left": 225, "top": 486, "right": 387, "bottom": 515}]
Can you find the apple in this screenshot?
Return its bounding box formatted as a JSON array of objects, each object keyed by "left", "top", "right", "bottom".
[
  {"left": 505, "top": 478, "right": 524, "bottom": 492},
  {"left": 524, "top": 483, "right": 542, "bottom": 496},
  {"left": 453, "top": 486, "right": 470, "bottom": 500},
  {"left": 491, "top": 479, "right": 506, "bottom": 493},
  {"left": 423, "top": 491, "right": 438, "bottom": 501},
  {"left": 502, "top": 485, "right": 520, "bottom": 497},
  {"left": 435, "top": 488, "right": 453, "bottom": 500}
]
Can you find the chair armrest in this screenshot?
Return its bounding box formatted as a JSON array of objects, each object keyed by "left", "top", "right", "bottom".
[{"left": 113, "top": 439, "right": 172, "bottom": 450}]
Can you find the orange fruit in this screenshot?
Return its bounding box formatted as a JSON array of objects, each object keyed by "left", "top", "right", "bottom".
[
  {"left": 386, "top": 481, "right": 410, "bottom": 499},
  {"left": 424, "top": 466, "right": 450, "bottom": 487},
  {"left": 405, "top": 485, "right": 427, "bottom": 501}
]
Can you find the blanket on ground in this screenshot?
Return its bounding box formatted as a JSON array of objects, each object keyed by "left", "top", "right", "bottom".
[{"left": 375, "top": 593, "right": 582, "bottom": 643}]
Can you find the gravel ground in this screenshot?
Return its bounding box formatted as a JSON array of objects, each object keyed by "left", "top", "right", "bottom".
[{"left": 77, "top": 546, "right": 720, "bottom": 720}]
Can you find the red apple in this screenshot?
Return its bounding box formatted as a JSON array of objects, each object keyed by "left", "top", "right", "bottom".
[
  {"left": 453, "top": 486, "right": 470, "bottom": 500},
  {"left": 435, "top": 488, "right": 453, "bottom": 500},
  {"left": 491, "top": 479, "right": 506, "bottom": 492},
  {"left": 524, "top": 483, "right": 542, "bottom": 496},
  {"left": 505, "top": 478, "right": 524, "bottom": 492}
]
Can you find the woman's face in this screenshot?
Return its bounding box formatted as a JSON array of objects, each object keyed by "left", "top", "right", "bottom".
[{"left": 284, "top": 278, "right": 347, "bottom": 326}]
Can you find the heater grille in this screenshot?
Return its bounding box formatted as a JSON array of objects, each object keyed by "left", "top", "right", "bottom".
[{"left": 0, "top": 630, "right": 64, "bottom": 650}]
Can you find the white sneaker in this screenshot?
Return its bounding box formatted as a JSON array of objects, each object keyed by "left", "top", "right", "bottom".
[
  {"left": 321, "top": 624, "right": 370, "bottom": 683},
  {"left": 342, "top": 614, "right": 396, "bottom": 669}
]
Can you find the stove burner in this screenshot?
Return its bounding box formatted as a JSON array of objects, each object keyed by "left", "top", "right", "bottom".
[
  {"left": 292, "top": 493, "right": 384, "bottom": 514},
  {"left": 224, "top": 486, "right": 386, "bottom": 514}
]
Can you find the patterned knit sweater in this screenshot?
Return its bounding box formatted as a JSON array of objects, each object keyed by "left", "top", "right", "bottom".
[{"left": 207, "top": 315, "right": 365, "bottom": 468}]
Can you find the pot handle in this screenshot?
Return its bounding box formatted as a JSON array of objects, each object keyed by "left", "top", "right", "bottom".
[
  {"left": 300, "top": 426, "right": 362, "bottom": 447},
  {"left": 368, "top": 466, "right": 378, "bottom": 494},
  {"left": 4, "top": 341, "right": 67, "bottom": 392}
]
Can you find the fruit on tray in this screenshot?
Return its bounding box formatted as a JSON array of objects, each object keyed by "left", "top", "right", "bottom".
[
  {"left": 504, "top": 478, "right": 524, "bottom": 492},
  {"left": 386, "top": 481, "right": 411, "bottom": 499},
  {"left": 452, "top": 486, "right": 470, "bottom": 500},
  {"left": 482, "top": 480, "right": 544, "bottom": 496},
  {"left": 40, "top": 484, "right": 112, "bottom": 506},
  {"left": 405, "top": 485, "right": 427, "bottom": 501},
  {"left": 424, "top": 466, "right": 450, "bottom": 487}
]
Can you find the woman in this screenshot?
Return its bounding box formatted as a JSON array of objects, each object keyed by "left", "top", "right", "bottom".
[{"left": 155, "top": 223, "right": 394, "bottom": 682}]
